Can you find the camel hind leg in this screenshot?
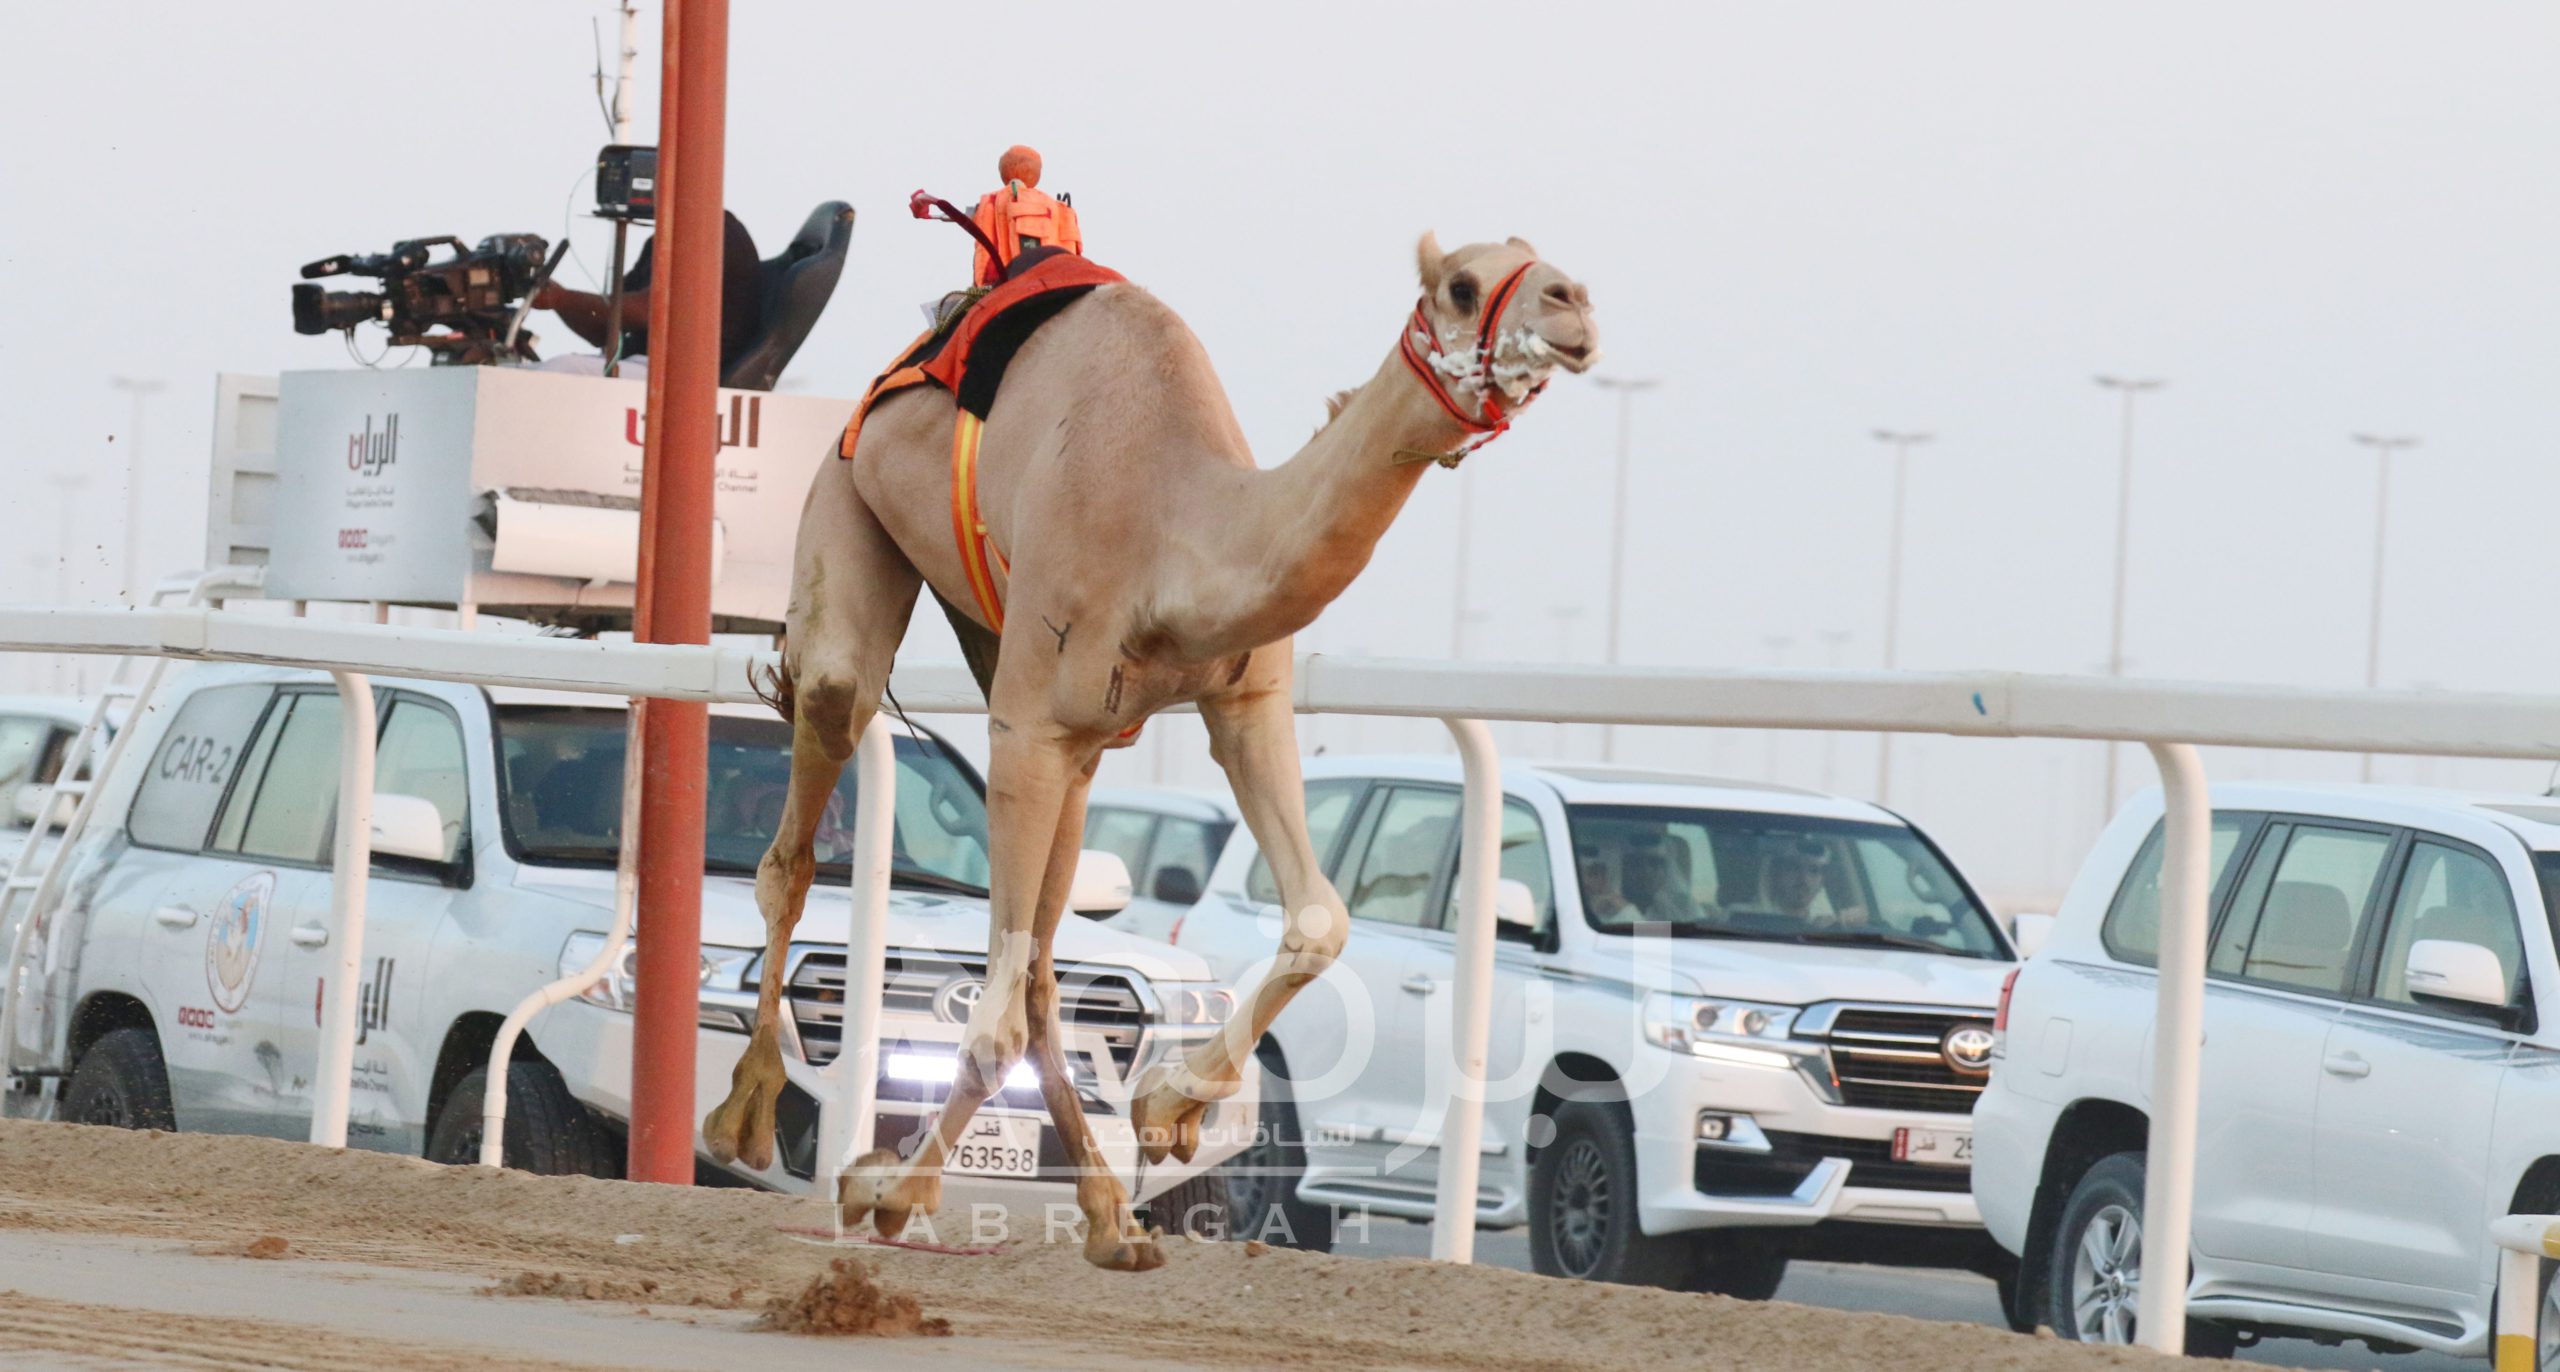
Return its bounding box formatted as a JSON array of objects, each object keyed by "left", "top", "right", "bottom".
[
  {"left": 703, "top": 457, "right": 920, "bottom": 1171},
  {"left": 1131, "top": 662, "right": 1348, "bottom": 1165}
]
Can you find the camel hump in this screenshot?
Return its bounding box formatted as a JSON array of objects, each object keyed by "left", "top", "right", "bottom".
[{"left": 998, "top": 144, "right": 1042, "bottom": 189}]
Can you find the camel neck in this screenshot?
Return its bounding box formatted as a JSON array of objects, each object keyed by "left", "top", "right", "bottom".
[{"left": 1192, "top": 342, "right": 1480, "bottom": 654}]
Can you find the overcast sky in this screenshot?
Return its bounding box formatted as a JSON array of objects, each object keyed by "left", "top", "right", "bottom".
[{"left": 4, "top": 2, "right": 2556, "bottom": 905}]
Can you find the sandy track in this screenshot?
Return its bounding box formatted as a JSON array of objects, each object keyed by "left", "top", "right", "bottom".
[{"left": 0, "top": 1120, "right": 2161, "bottom": 1370}]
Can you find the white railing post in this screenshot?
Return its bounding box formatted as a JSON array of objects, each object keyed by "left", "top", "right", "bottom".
[
  {"left": 817, "top": 715, "right": 897, "bottom": 1202},
  {"left": 1430, "top": 716, "right": 1502, "bottom": 1263},
  {"left": 308, "top": 671, "right": 376, "bottom": 1148},
  {"left": 480, "top": 704, "right": 646, "bottom": 1166},
  {"left": 2491, "top": 1215, "right": 2555, "bottom": 1372},
  {"left": 2136, "top": 740, "right": 2209, "bottom": 1353}
]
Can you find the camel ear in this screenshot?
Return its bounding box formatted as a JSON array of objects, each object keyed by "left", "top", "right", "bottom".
[
  {"left": 1415, "top": 231, "right": 1448, "bottom": 293},
  {"left": 1506, "top": 235, "right": 1539, "bottom": 257}
]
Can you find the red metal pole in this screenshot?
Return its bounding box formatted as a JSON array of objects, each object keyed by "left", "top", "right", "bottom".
[{"left": 628, "top": 0, "right": 727, "bottom": 1185}]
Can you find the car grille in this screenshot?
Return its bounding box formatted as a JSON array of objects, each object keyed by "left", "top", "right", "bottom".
[
  {"left": 787, "top": 948, "right": 1149, "bottom": 1071},
  {"left": 1808, "top": 1006, "right": 1993, "bottom": 1114}
]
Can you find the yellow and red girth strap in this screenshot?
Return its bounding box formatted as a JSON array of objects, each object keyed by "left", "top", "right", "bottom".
[
  {"left": 1395, "top": 258, "right": 1544, "bottom": 464},
  {"left": 835, "top": 250, "right": 1127, "bottom": 633}
]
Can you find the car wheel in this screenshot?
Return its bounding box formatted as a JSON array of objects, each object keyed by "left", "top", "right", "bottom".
[
  {"left": 427, "top": 1059, "right": 620, "bottom": 1178},
  {"left": 1686, "top": 1235, "right": 1788, "bottom": 1300},
  {"left": 1220, "top": 1060, "right": 1333, "bottom": 1251},
  {"left": 2041, "top": 1151, "right": 2235, "bottom": 1357},
  {"left": 61, "top": 1028, "right": 175, "bottom": 1131},
  {"left": 1529, "top": 1100, "right": 1690, "bottom": 1287},
  {"left": 1139, "top": 1169, "right": 1233, "bottom": 1240}
]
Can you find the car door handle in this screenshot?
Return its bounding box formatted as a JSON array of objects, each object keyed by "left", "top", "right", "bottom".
[
  {"left": 1402, "top": 974, "right": 1437, "bottom": 996},
  {"left": 152, "top": 905, "right": 199, "bottom": 929},
  {"left": 2322, "top": 1052, "right": 2370, "bottom": 1079},
  {"left": 289, "top": 922, "right": 330, "bottom": 949}
]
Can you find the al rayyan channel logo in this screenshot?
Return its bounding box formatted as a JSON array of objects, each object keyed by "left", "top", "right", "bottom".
[{"left": 205, "top": 871, "right": 275, "bottom": 1014}]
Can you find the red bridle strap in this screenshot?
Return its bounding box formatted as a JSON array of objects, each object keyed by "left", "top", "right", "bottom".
[{"left": 1394, "top": 258, "right": 1547, "bottom": 466}]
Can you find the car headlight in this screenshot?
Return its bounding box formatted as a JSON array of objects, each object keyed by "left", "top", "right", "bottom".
[
  {"left": 559, "top": 933, "right": 759, "bottom": 1012},
  {"left": 1156, "top": 985, "right": 1236, "bottom": 1027},
  {"left": 1642, "top": 992, "right": 1804, "bottom": 1067}
]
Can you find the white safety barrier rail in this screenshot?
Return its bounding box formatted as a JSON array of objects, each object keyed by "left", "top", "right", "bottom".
[
  {"left": 2491, "top": 1215, "right": 2557, "bottom": 1372},
  {"left": 11, "top": 606, "right": 2560, "bottom": 1354}
]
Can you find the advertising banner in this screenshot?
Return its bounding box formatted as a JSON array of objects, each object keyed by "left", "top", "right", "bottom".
[{"left": 265, "top": 368, "right": 853, "bottom": 625}]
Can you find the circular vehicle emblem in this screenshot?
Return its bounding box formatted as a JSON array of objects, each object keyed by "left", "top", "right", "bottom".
[
  {"left": 205, "top": 871, "right": 276, "bottom": 1015},
  {"left": 1942, "top": 1024, "right": 1997, "bottom": 1074},
  {"left": 932, "top": 975, "right": 987, "bottom": 1024}
]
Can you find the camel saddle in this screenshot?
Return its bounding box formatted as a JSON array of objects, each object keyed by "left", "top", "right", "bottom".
[{"left": 835, "top": 246, "right": 1127, "bottom": 696}]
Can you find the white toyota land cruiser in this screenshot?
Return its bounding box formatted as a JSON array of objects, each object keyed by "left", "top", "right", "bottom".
[
  {"left": 1172, "top": 756, "right": 2020, "bottom": 1295},
  {"left": 1977, "top": 783, "right": 2560, "bottom": 1362},
  {"left": 1, "top": 662, "right": 1250, "bottom": 1219}
]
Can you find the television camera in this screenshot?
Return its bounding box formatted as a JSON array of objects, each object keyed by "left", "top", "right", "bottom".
[{"left": 291, "top": 232, "right": 565, "bottom": 363}]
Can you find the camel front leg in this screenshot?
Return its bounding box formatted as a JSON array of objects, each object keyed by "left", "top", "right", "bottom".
[
  {"left": 1131, "top": 675, "right": 1348, "bottom": 1165},
  {"left": 837, "top": 721, "right": 1083, "bottom": 1245}
]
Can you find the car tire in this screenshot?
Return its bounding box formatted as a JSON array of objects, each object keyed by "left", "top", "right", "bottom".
[
  {"left": 427, "top": 1059, "right": 620, "bottom": 1178},
  {"left": 1220, "top": 1060, "right": 1334, "bottom": 1251},
  {"left": 1530, "top": 1100, "right": 1690, "bottom": 1288},
  {"left": 1685, "top": 1235, "right": 1788, "bottom": 1300},
  {"left": 1139, "top": 1168, "right": 1234, "bottom": 1240},
  {"left": 60, "top": 1027, "right": 175, "bottom": 1132},
  {"left": 2041, "top": 1151, "right": 2235, "bottom": 1357}
]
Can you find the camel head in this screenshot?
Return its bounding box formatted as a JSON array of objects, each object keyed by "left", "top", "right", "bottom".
[{"left": 1413, "top": 233, "right": 1599, "bottom": 407}]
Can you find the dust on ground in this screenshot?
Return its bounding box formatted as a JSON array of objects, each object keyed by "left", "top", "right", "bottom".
[
  {"left": 760, "top": 1256, "right": 953, "bottom": 1337},
  {"left": 0, "top": 1119, "right": 2168, "bottom": 1370}
]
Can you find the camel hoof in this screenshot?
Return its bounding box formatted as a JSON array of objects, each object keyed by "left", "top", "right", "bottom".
[
  {"left": 704, "top": 1036, "right": 787, "bottom": 1171},
  {"left": 702, "top": 1085, "right": 777, "bottom": 1172},
  {"left": 1085, "top": 1232, "right": 1167, "bottom": 1272},
  {"left": 839, "top": 1148, "right": 934, "bottom": 1239},
  {"left": 1129, "top": 1066, "right": 1209, "bottom": 1166}
]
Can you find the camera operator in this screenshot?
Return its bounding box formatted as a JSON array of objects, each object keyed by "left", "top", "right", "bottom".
[{"left": 532, "top": 209, "right": 762, "bottom": 376}]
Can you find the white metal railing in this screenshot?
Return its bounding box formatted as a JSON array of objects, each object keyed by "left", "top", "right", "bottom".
[
  {"left": 13, "top": 606, "right": 2560, "bottom": 1354},
  {"left": 2491, "top": 1215, "right": 2556, "bottom": 1372}
]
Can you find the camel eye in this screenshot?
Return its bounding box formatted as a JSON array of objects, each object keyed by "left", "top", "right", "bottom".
[{"left": 1448, "top": 274, "right": 1478, "bottom": 314}]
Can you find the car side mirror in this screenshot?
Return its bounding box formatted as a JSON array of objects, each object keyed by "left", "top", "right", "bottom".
[
  {"left": 1150, "top": 865, "right": 1204, "bottom": 907},
  {"left": 1069, "top": 849, "right": 1134, "bottom": 916},
  {"left": 2405, "top": 938, "right": 2509, "bottom": 1009},
  {"left": 371, "top": 792, "right": 450, "bottom": 864},
  {"left": 1495, "top": 878, "right": 1541, "bottom": 934},
  {"left": 2009, "top": 912, "right": 2055, "bottom": 959}
]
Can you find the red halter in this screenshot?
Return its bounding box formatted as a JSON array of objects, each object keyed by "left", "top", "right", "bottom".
[{"left": 1395, "top": 257, "right": 1547, "bottom": 466}]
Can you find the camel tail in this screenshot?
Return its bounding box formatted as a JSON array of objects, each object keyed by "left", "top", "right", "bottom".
[{"left": 752, "top": 652, "right": 796, "bottom": 723}]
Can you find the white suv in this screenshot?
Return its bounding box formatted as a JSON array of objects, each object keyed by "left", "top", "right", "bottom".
[
  {"left": 1172, "top": 756, "right": 2020, "bottom": 1295},
  {"left": 3, "top": 664, "right": 1248, "bottom": 1220},
  {"left": 1976, "top": 782, "right": 2560, "bottom": 1361}
]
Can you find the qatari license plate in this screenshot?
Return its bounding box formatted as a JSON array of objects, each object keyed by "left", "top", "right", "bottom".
[
  {"left": 948, "top": 1112, "right": 1042, "bottom": 1179},
  {"left": 1892, "top": 1126, "right": 1973, "bottom": 1168}
]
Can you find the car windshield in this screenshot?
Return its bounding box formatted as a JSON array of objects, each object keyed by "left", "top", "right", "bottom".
[
  {"left": 1565, "top": 804, "right": 2007, "bottom": 958},
  {"left": 493, "top": 705, "right": 992, "bottom": 893}
]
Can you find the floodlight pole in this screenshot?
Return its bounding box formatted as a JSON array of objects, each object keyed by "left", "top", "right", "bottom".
[
  {"left": 628, "top": 0, "right": 728, "bottom": 1186},
  {"left": 107, "top": 377, "right": 164, "bottom": 606},
  {"left": 2353, "top": 433, "right": 2418, "bottom": 783},
  {"left": 2094, "top": 375, "right": 2165, "bottom": 821},
  {"left": 1594, "top": 377, "right": 1657, "bottom": 761},
  {"left": 1871, "top": 429, "right": 1932, "bottom": 803}
]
